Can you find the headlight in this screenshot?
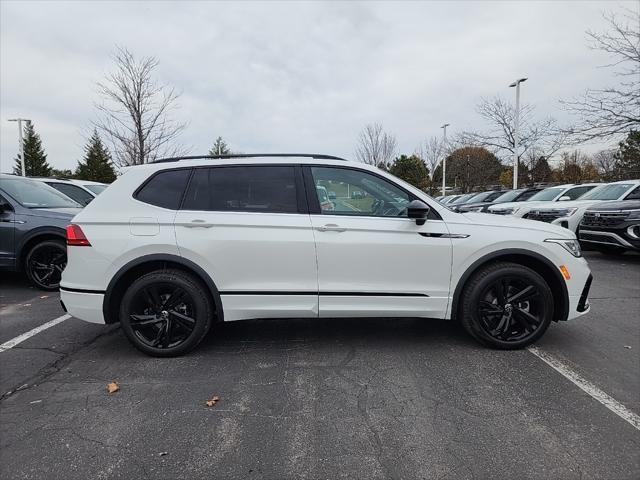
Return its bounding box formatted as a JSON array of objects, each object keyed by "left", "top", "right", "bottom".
[
  {"left": 545, "top": 238, "right": 582, "bottom": 257},
  {"left": 468, "top": 206, "right": 485, "bottom": 212},
  {"left": 555, "top": 207, "right": 578, "bottom": 217},
  {"left": 491, "top": 207, "right": 519, "bottom": 215},
  {"left": 624, "top": 209, "right": 640, "bottom": 219}
]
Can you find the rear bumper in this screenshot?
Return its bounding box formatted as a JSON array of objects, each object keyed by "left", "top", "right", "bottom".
[{"left": 60, "top": 288, "right": 106, "bottom": 324}]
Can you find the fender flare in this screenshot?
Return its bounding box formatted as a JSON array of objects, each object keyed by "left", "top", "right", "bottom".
[
  {"left": 450, "top": 248, "right": 569, "bottom": 322},
  {"left": 103, "top": 253, "right": 224, "bottom": 324},
  {"left": 17, "top": 226, "right": 66, "bottom": 263}
]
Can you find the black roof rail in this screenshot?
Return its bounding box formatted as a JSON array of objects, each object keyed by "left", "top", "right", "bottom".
[{"left": 151, "top": 153, "right": 348, "bottom": 164}]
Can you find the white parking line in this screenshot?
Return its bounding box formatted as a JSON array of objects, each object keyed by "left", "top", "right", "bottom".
[
  {"left": 0, "top": 314, "right": 71, "bottom": 353},
  {"left": 528, "top": 346, "right": 640, "bottom": 431}
]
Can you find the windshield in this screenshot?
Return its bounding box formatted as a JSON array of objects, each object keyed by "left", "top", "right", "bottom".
[
  {"left": 494, "top": 189, "right": 522, "bottom": 203},
  {"left": 528, "top": 187, "right": 565, "bottom": 201},
  {"left": 0, "top": 177, "right": 81, "bottom": 208},
  {"left": 580, "top": 183, "right": 636, "bottom": 201},
  {"left": 84, "top": 184, "right": 107, "bottom": 194},
  {"left": 449, "top": 193, "right": 476, "bottom": 204}
]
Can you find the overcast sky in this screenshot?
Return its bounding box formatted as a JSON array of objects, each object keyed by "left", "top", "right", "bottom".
[{"left": 1, "top": 0, "right": 636, "bottom": 173}]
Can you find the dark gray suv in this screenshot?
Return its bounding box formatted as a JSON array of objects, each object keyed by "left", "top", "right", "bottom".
[{"left": 0, "top": 174, "right": 81, "bottom": 290}]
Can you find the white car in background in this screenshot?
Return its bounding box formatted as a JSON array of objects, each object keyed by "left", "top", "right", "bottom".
[
  {"left": 523, "top": 180, "right": 640, "bottom": 232},
  {"left": 32, "top": 178, "right": 108, "bottom": 206},
  {"left": 488, "top": 183, "right": 602, "bottom": 217}
]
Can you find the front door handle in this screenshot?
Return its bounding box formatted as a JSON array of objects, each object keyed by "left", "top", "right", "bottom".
[
  {"left": 316, "top": 224, "right": 347, "bottom": 232},
  {"left": 184, "top": 219, "right": 214, "bottom": 228}
]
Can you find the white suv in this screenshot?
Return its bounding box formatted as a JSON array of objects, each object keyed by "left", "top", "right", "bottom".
[{"left": 60, "top": 154, "right": 592, "bottom": 356}]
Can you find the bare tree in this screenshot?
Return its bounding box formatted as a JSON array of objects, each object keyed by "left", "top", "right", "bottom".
[
  {"left": 415, "top": 136, "right": 444, "bottom": 179},
  {"left": 94, "top": 47, "right": 187, "bottom": 166},
  {"left": 355, "top": 123, "right": 398, "bottom": 168},
  {"left": 462, "top": 95, "right": 567, "bottom": 163},
  {"left": 561, "top": 8, "right": 640, "bottom": 142},
  {"left": 593, "top": 148, "right": 619, "bottom": 180}
]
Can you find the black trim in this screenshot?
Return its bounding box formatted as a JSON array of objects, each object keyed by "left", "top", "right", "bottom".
[
  {"left": 151, "top": 153, "right": 347, "bottom": 164},
  {"left": 220, "top": 291, "right": 429, "bottom": 297},
  {"left": 450, "top": 249, "right": 570, "bottom": 323},
  {"left": 103, "top": 254, "right": 225, "bottom": 324},
  {"left": 577, "top": 274, "right": 593, "bottom": 312},
  {"left": 60, "top": 286, "right": 105, "bottom": 295}
]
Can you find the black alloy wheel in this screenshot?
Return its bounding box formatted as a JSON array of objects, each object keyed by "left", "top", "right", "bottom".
[
  {"left": 460, "top": 262, "right": 553, "bottom": 349},
  {"left": 120, "top": 270, "right": 213, "bottom": 357},
  {"left": 25, "top": 240, "right": 67, "bottom": 290}
]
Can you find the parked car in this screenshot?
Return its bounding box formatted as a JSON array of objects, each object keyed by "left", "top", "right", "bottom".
[
  {"left": 446, "top": 192, "right": 478, "bottom": 209},
  {"left": 0, "top": 174, "right": 82, "bottom": 289},
  {"left": 525, "top": 180, "right": 640, "bottom": 232},
  {"left": 32, "top": 178, "right": 108, "bottom": 206},
  {"left": 488, "top": 183, "right": 602, "bottom": 217},
  {"left": 455, "top": 190, "right": 508, "bottom": 213},
  {"left": 440, "top": 194, "right": 462, "bottom": 204},
  {"left": 578, "top": 200, "right": 640, "bottom": 255},
  {"left": 60, "top": 154, "right": 592, "bottom": 357},
  {"left": 458, "top": 187, "right": 545, "bottom": 213}
]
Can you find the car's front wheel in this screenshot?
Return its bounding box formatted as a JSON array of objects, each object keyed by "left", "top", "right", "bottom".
[
  {"left": 459, "top": 262, "right": 553, "bottom": 349},
  {"left": 119, "top": 269, "right": 214, "bottom": 357},
  {"left": 24, "top": 239, "right": 67, "bottom": 290}
]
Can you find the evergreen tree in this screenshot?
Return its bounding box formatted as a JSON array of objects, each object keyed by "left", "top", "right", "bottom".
[
  {"left": 613, "top": 130, "right": 640, "bottom": 180},
  {"left": 13, "top": 122, "right": 52, "bottom": 177},
  {"left": 75, "top": 130, "right": 117, "bottom": 183},
  {"left": 208, "top": 136, "right": 231, "bottom": 156},
  {"left": 388, "top": 155, "right": 429, "bottom": 191}
]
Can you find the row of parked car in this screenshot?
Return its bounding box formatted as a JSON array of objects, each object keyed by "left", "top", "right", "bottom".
[
  {"left": 436, "top": 179, "right": 640, "bottom": 255},
  {"left": 0, "top": 175, "right": 107, "bottom": 290}
]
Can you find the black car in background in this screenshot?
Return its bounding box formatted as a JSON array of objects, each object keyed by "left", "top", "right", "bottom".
[
  {"left": 456, "top": 187, "right": 544, "bottom": 213},
  {"left": 579, "top": 200, "right": 640, "bottom": 255},
  {"left": 0, "top": 175, "right": 82, "bottom": 290},
  {"left": 452, "top": 190, "right": 506, "bottom": 212}
]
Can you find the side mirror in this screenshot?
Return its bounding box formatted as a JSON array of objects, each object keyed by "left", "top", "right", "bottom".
[
  {"left": 407, "top": 200, "right": 430, "bottom": 226},
  {"left": 558, "top": 196, "right": 571, "bottom": 201}
]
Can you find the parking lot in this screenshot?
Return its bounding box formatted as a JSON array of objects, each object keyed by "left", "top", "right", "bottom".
[{"left": 0, "top": 251, "right": 638, "bottom": 479}]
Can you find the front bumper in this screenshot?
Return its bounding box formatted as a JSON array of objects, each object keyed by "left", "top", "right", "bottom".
[
  {"left": 60, "top": 288, "right": 106, "bottom": 324},
  {"left": 578, "top": 226, "right": 640, "bottom": 251}
]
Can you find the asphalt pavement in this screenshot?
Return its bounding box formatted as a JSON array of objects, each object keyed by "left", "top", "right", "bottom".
[{"left": 1, "top": 252, "right": 639, "bottom": 479}]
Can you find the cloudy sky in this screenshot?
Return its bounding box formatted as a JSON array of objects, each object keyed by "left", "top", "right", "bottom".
[{"left": 0, "top": 0, "right": 636, "bottom": 173}]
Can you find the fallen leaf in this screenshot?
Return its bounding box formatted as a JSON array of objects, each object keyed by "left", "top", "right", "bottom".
[
  {"left": 40, "top": 295, "right": 49, "bottom": 299},
  {"left": 30, "top": 400, "right": 42, "bottom": 404},
  {"left": 624, "top": 345, "right": 632, "bottom": 349},
  {"left": 205, "top": 395, "right": 220, "bottom": 407},
  {"left": 158, "top": 452, "right": 168, "bottom": 457},
  {"left": 107, "top": 381, "right": 120, "bottom": 394}
]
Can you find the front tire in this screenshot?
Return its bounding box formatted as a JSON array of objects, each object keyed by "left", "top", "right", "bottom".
[
  {"left": 459, "top": 262, "right": 553, "bottom": 349},
  {"left": 119, "top": 269, "right": 214, "bottom": 357},
  {"left": 24, "top": 239, "right": 67, "bottom": 290}
]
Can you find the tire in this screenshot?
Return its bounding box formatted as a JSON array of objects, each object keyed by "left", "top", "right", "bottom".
[
  {"left": 24, "top": 239, "right": 67, "bottom": 291},
  {"left": 119, "top": 269, "right": 214, "bottom": 357},
  {"left": 459, "top": 262, "right": 553, "bottom": 350}
]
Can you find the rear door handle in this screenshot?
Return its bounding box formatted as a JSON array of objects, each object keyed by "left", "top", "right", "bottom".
[
  {"left": 316, "top": 224, "right": 347, "bottom": 232},
  {"left": 184, "top": 219, "right": 214, "bottom": 228}
]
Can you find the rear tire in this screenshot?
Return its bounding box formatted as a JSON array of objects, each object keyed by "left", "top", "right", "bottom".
[
  {"left": 459, "top": 262, "right": 553, "bottom": 350},
  {"left": 24, "top": 239, "right": 67, "bottom": 291},
  {"left": 119, "top": 269, "right": 214, "bottom": 357}
]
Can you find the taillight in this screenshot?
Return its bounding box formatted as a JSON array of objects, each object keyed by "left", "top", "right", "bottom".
[{"left": 66, "top": 224, "right": 91, "bottom": 246}]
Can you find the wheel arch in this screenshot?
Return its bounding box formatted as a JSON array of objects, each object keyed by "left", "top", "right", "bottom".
[
  {"left": 17, "top": 227, "right": 66, "bottom": 270},
  {"left": 103, "top": 254, "right": 224, "bottom": 324},
  {"left": 451, "top": 249, "right": 569, "bottom": 323}
]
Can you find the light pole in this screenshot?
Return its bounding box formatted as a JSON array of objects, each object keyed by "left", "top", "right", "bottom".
[
  {"left": 508, "top": 78, "right": 527, "bottom": 189},
  {"left": 8, "top": 118, "right": 31, "bottom": 176},
  {"left": 440, "top": 123, "right": 450, "bottom": 196}
]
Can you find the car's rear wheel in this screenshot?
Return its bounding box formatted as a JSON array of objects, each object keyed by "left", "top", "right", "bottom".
[
  {"left": 119, "top": 269, "right": 213, "bottom": 357},
  {"left": 24, "top": 239, "right": 67, "bottom": 290},
  {"left": 460, "top": 262, "right": 553, "bottom": 349}
]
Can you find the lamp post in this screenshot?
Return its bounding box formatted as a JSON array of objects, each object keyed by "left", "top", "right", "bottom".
[
  {"left": 508, "top": 78, "right": 527, "bottom": 189},
  {"left": 440, "top": 123, "right": 450, "bottom": 196},
  {"left": 8, "top": 118, "right": 31, "bottom": 176}
]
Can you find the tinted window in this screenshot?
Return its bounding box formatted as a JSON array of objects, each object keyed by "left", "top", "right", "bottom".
[
  {"left": 564, "top": 185, "right": 595, "bottom": 200},
  {"left": 136, "top": 169, "right": 190, "bottom": 209},
  {"left": 310, "top": 167, "right": 410, "bottom": 217},
  {"left": 183, "top": 166, "right": 298, "bottom": 213},
  {"left": 624, "top": 186, "right": 640, "bottom": 200},
  {"left": 47, "top": 182, "right": 94, "bottom": 206},
  {"left": 84, "top": 184, "right": 107, "bottom": 194},
  {"left": 516, "top": 189, "right": 540, "bottom": 201},
  {"left": 0, "top": 177, "right": 80, "bottom": 208},
  {"left": 581, "top": 183, "right": 635, "bottom": 201}
]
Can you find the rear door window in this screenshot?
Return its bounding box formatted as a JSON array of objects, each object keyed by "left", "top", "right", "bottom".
[
  {"left": 182, "top": 166, "right": 299, "bottom": 213},
  {"left": 564, "top": 185, "right": 595, "bottom": 200},
  {"left": 136, "top": 169, "right": 191, "bottom": 210}
]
